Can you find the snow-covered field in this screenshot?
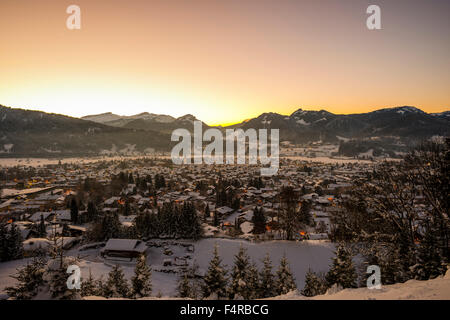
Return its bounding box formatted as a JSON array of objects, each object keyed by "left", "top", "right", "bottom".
[
  {"left": 193, "top": 239, "right": 335, "bottom": 290},
  {"left": 0, "top": 239, "right": 335, "bottom": 297},
  {"left": 0, "top": 155, "right": 395, "bottom": 168}
]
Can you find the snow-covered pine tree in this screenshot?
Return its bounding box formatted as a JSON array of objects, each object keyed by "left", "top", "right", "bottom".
[
  {"left": 181, "top": 202, "right": 203, "bottom": 240},
  {"left": 301, "top": 268, "right": 328, "bottom": 297},
  {"left": 6, "top": 256, "right": 46, "bottom": 299},
  {"left": 411, "top": 224, "right": 447, "bottom": 280},
  {"left": 81, "top": 269, "right": 98, "bottom": 297},
  {"left": 325, "top": 243, "right": 357, "bottom": 289},
  {"left": 177, "top": 271, "right": 192, "bottom": 298},
  {"left": 184, "top": 261, "right": 202, "bottom": 299},
  {"left": 363, "top": 242, "right": 409, "bottom": 285},
  {"left": 45, "top": 257, "right": 81, "bottom": 300},
  {"left": 131, "top": 255, "right": 152, "bottom": 298},
  {"left": 89, "top": 211, "right": 122, "bottom": 241},
  {"left": 93, "top": 276, "right": 106, "bottom": 297},
  {"left": 247, "top": 262, "right": 260, "bottom": 299},
  {"left": 0, "top": 223, "right": 8, "bottom": 262},
  {"left": 259, "top": 253, "right": 276, "bottom": 298},
  {"left": 7, "top": 223, "right": 23, "bottom": 260},
  {"left": 104, "top": 264, "right": 130, "bottom": 298},
  {"left": 275, "top": 254, "right": 297, "bottom": 295},
  {"left": 229, "top": 245, "right": 252, "bottom": 299},
  {"left": 202, "top": 244, "right": 228, "bottom": 299}
]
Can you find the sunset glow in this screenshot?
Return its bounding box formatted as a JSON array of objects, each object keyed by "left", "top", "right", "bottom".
[{"left": 1, "top": 0, "right": 449, "bottom": 125}]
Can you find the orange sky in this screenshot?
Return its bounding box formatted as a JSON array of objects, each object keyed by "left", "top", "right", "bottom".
[{"left": 0, "top": 0, "right": 449, "bottom": 125}]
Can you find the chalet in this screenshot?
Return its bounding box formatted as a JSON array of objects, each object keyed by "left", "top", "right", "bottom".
[{"left": 101, "top": 238, "right": 147, "bottom": 261}]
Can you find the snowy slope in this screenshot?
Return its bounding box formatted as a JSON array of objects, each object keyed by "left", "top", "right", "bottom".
[{"left": 269, "top": 270, "right": 450, "bottom": 300}]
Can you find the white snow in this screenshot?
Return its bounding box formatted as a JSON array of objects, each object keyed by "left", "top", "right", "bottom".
[
  {"left": 240, "top": 221, "right": 254, "bottom": 234},
  {"left": 269, "top": 269, "right": 450, "bottom": 300},
  {"left": 193, "top": 239, "right": 335, "bottom": 289},
  {"left": 296, "top": 119, "right": 310, "bottom": 126},
  {"left": 336, "top": 136, "right": 350, "bottom": 142}
]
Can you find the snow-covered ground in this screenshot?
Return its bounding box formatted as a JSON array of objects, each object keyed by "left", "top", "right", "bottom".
[
  {"left": 270, "top": 270, "right": 450, "bottom": 300},
  {"left": 2, "top": 238, "right": 448, "bottom": 300},
  {"left": 193, "top": 239, "right": 335, "bottom": 290},
  {"left": 0, "top": 239, "right": 335, "bottom": 297}
]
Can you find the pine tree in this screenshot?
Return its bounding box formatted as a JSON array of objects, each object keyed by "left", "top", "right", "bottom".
[
  {"left": 202, "top": 244, "right": 228, "bottom": 299},
  {"left": 259, "top": 253, "right": 276, "bottom": 298},
  {"left": 0, "top": 223, "right": 9, "bottom": 262},
  {"left": 6, "top": 257, "right": 46, "bottom": 299},
  {"left": 411, "top": 224, "right": 447, "bottom": 280},
  {"left": 45, "top": 257, "right": 81, "bottom": 300},
  {"left": 183, "top": 261, "right": 201, "bottom": 299},
  {"left": 252, "top": 207, "right": 266, "bottom": 234},
  {"left": 247, "top": 262, "right": 260, "bottom": 299},
  {"left": 131, "top": 255, "right": 152, "bottom": 298},
  {"left": 299, "top": 200, "right": 313, "bottom": 226},
  {"left": 7, "top": 223, "right": 23, "bottom": 260},
  {"left": 177, "top": 272, "right": 192, "bottom": 298},
  {"left": 87, "top": 201, "right": 97, "bottom": 222},
  {"left": 38, "top": 215, "right": 47, "bottom": 238},
  {"left": 88, "top": 212, "right": 122, "bottom": 241},
  {"left": 301, "top": 269, "right": 328, "bottom": 297},
  {"left": 229, "top": 245, "right": 252, "bottom": 299},
  {"left": 325, "top": 243, "right": 357, "bottom": 289},
  {"left": 364, "top": 242, "right": 410, "bottom": 285},
  {"left": 123, "top": 200, "right": 131, "bottom": 216},
  {"left": 275, "top": 255, "right": 297, "bottom": 295},
  {"left": 81, "top": 269, "right": 98, "bottom": 297},
  {"left": 180, "top": 202, "right": 203, "bottom": 240},
  {"left": 128, "top": 172, "right": 134, "bottom": 184},
  {"left": 70, "top": 198, "right": 79, "bottom": 224},
  {"left": 204, "top": 204, "right": 211, "bottom": 222},
  {"left": 213, "top": 210, "right": 219, "bottom": 227},
  {"left": 104, "top": 265, "right": 130, "bottom": 298}
]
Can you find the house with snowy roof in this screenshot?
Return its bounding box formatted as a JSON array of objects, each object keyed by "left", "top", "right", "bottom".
[{"left": 101, "top": 238, "right": 147, "bottom": 261}]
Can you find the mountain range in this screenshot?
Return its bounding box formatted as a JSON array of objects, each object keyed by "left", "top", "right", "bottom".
[
  {"left": 0, "top": 104, "right": 449, "bottom": 157},
  {"left": 82, "top": 112, "right": 209, "bottom": 134},
  {"left": 0, "top": 105, "right": 171, "bottom": 156},
  {"left": 230, "top": 106, "right": 450, "bottom": 143}
]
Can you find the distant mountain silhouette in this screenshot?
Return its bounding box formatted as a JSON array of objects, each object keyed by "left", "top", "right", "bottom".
[
  {"left": 227, "top": 106, "right": 450, "bottom": 144},
  {"left": 82, "top": 112, "right": 209, "bottom": 134},
  {"left": 1, "top": 104, "right": 448, "bottom": 157}
]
